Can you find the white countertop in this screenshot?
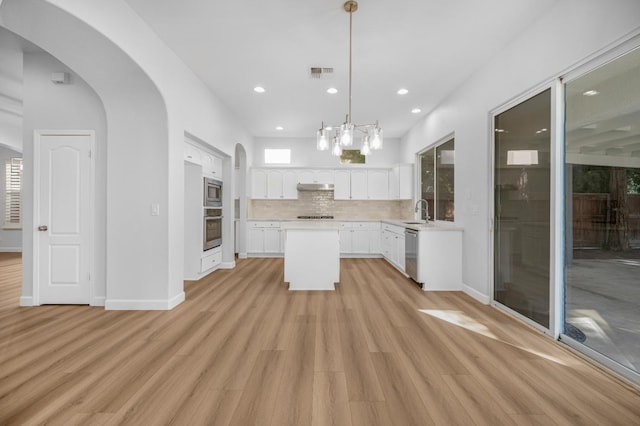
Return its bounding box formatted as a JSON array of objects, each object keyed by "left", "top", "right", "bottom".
[
  {"left": 248, "top": 218, "right": 463, "bottom": 232},
  {"left": 381, "top": 220, "right": 464, "bottom": 232},
  {"left": 280, "top": 221, "right": 341, "bottom": 231}
]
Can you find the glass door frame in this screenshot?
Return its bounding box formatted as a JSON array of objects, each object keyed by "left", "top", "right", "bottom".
[
  {"left": 557, "top": 34, "right": 640, "bottom": 386},
  {"left": 488, "top": 81, "right": 564, "bottom": 338}
]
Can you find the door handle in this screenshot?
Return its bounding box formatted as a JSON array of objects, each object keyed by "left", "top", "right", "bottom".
[{"left": 38, "top": 225, "right": 48, "bottom": 231}]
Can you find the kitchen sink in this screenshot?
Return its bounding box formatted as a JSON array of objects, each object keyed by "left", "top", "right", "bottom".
[{"left": 403, "top": 221, "right": 427, "bottom": 225}]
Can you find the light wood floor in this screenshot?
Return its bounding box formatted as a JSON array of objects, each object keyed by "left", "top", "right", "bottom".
[{"left": 1, "top": 254, "right": 639, "bottom": 425}]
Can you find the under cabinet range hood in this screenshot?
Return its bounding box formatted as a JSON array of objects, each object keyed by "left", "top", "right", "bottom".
[{"left": 296, "top": 183, "right": 334, "bottom": 191}]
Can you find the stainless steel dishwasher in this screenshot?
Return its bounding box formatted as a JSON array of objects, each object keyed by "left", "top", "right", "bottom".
[{"left": 405, "top": 228, "right": 419, "bottom": 284}]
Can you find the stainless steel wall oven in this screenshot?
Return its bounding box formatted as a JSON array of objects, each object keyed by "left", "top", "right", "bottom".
[{"left": 204, "top": 208, "right": 222, "bottom": 251}]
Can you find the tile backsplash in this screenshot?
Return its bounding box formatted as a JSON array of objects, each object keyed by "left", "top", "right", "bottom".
[{"left": 248, "top": 191, "right": 414, "bottom": 220}]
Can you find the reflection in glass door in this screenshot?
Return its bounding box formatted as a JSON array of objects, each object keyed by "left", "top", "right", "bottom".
[
  {"left": 494, "top": 89, "right": 551, "bottom": 329},
  {"left": 564, "top": 47, "right": 640, "bottom": 380}
]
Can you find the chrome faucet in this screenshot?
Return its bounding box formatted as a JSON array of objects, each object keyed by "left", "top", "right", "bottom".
[{"left": 415, "top": 199, "right": 430, "bottom": 222}]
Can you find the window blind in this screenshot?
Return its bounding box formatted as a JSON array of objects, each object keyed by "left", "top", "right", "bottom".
[{"left": 4, "top": 157, "right": 22, "bottom": 229}]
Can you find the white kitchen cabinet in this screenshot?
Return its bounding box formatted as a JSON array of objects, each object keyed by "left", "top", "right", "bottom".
[
  {"left": 251, "top": 169, "right": 268, "bottom": 199},
  {"left": 367, "top": 169, "right": 389, "bottom": 200},
  {"left": 381, "top": 223, "right": 405, "bottom": 271},
  {"left": 247, "top": 221, "right": 283, "bottom": 256},
  {"left": 282, "top": 170, "right": 298, "bottom": 199},
  {"left": 339, "top": 222, "right": 381, "bottom": 256},
  {"left": 350, "top": 170, "right": 368, "bottom": 200},
  {"left": 369, "top": 222, "right": 381, "bottom": 253},
  {"left": 389, "top": 164, "right": 413, "bottom": 200},
  {"left": 263, "top": 228, "right": 283, "bottom": 253},
  {"left": 184, "top": 143, "right": 202, "bottom": 165},
  {"left": 266, "top": 170, "right": 283, "bottom": 198},
  {"left": 334, "top": 170, "right": 351, "bottom": 200},
  {"left": 298, "top": 169, "right": 334, "bottom": 184},
  {"left": 200, "top": 247, "right": 222, "bottom": 273},
  {"left": 252, "top": 169, "right": 298, "bottom": 200},
  {"left": 202, "top": 153, "right": 222, "bottom": 179},
  {"left": 334, "top": 169, "right": 368, "bottom": 200}
]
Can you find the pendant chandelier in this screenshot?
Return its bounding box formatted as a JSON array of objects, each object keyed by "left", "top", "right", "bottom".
[{"left": 316, "top": 1, "right": 383, "bottom": 157}]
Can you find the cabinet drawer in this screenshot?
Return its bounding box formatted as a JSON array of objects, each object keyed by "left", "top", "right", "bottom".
[
  {"left": 248, "top": 221, "right": 281, "bottom": 228},
  {"left": 201, "top": 250, "right": 222, "bottom": 272},
  {"left": 382, "top": 223, "right": 403, "bottom": 234}
]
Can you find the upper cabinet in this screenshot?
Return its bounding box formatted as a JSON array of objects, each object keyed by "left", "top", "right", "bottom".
[
  {"left": 184, "top": 140, "right": 224, "bottom": 180},
  {"left": 252, "top": 169, "right": 297, "bottom": 199},
  {"left": 389, "top": 164, "right": 413, "bottom": 200},
  {"left": 184, "top": 143, "right": 203, "bottom": 166},
  {"left": 298, "top": 169, "right": 334, "bottom": 184},
  {"left": 202, "top": 152, "right": 222, "bottom": 179},
  {"left": 251, "top": 165, "right": 412, "bottom": 201},
  {"left": 335, "top": 169, "right": 386, "bottom": 200},
  {"left": 367, "top": 169, "right": 389, "bottom": 200}
]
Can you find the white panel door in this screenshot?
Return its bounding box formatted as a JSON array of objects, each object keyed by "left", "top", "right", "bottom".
[
  {"left": 334, "top": 170, "right": 351, "bottom": 200},
  {"left": 282, "top": 170, "right": 298, "bottom": 199},
  {"left": 266, "top": 170, "right": 283, "bottom": 199},
  {"left": 36, "top": 131, "right": 93, "bottom": 304},
  {"left": 367, "top": 169, "right": 389, "bottom": 200},
  {"left": 350, "top": 170, "right": 368, "bottom": 200},
  {"left": 251, "top": 169, "right": 267, "bottom": 198}
]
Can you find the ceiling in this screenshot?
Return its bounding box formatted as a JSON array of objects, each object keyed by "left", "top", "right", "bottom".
[{"left": 123, "top": 0, "right": 558, "bottom": 139}]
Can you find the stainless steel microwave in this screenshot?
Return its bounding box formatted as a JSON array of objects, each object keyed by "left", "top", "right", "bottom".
[{"left": 204, "top": 177, "right": 222, "bottom": 207}]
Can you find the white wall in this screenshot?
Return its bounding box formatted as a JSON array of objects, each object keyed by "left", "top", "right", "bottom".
[
  {"left": 401, "top": 0, "right": 640, "bottom": 302},
  {"left": 0, "top": 27, "right": 22, "bottom": 152},
  {"left": 253, "top": 137, "right": 401, "bottom": 168},
  {"left": 1, "top": 0, "right": 254, "bottom": 308},
  {"left": 0, "top": 145, "right": 22, "bottom": 251},
  {"left": 22, "top": 51, "right": 108, "bottom": 302}
]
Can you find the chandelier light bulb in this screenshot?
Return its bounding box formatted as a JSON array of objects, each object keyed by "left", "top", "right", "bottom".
[
  {"left": 316, "top": 126, "right": 329, "bottom": 151},
  {"left": 370, "top": 126, "right": 383, "bottom": 150},
  {"left": 361, "top": 136, "right": 371, "bottom": 156},
  {"left": 331, "top": 136, "right": 343, "bottom": 157},
  {"left": 340, "top": 122, "right": 354, "bottom": 146}
]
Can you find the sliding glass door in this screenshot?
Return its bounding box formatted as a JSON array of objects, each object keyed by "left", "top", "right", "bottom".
[
  {"left": 494, "top": 89, "right": 551, "bottom": 329},
  {"left": 564, "top": 47, "right": 640, "bottom": 378}
]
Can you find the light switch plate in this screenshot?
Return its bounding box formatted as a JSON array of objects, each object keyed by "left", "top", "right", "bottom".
[{"left": 151, "top": 203, "right": 160, "bottom": 216}]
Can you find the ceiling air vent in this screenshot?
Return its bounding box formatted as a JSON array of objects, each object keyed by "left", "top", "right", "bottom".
[{"left": 310, "top": 67, "right": 334, "bottom": 79}]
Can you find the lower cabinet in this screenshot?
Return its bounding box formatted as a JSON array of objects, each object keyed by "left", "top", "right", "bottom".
[
  {"left": 248, "top": 221, "right": 283, "bottom": 256},
  {"left": 200, "top": 246, "right": 222, "bottom": 273},
  {"left": 381, "top": 223, "right": 405, "bottom": 271},
  {"left": 339, "top": 222, "right": 381, "bottom": 256}
]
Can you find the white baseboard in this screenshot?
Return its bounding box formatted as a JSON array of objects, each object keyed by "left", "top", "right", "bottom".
[
  {"left": 462, "top": 283, "right": 491, "bottom": 304},
  {"left": 220, "top": 261, "right": 235, "bottom": 269},
  {"left": 238, "top": 252, "right": 247, "bottom": 259},
  {"left": 0, "top": 247, "right": 22, "bottom": 253},
  {"left": 168, "top": 291, "right": 185, "bottom": 309},
  {"left": 19, "top": 296, "right": 34, "bottom": 306},
  {"left": 91, "top": 296, "right": 106, "bottom": 307},
  {"left": 106, "top": 292, "right": 185, "bottom": 310},
  {"left": 340, "top": 254, "right": 383, "bottom": 259}
]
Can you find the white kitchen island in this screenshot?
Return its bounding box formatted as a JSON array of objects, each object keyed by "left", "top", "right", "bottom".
[{"left": 281, "top": 221, "right": 340, "bottom": 290}]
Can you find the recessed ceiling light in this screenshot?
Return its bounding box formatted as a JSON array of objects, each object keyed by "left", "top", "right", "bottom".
[
  {"left": 275, "top": 126, "right": 284, "bottom": 131},
  {"left": 411, "top": 108, "right": 421, "bottom": 114},
  {"left": 254, "top": 86, "right": 266, "bottom": 93},
  {"left": 397, "top": 88, "right": 409, "bottom": 95},
  {"left": 326, "top": 126, "right": 333, "bottom": 131},
  {"left": 327, "top": 87, "right": 338, "bottom": 94},
  {"left": 583, "top": 90, "right": 599, "bottom": 96}
]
